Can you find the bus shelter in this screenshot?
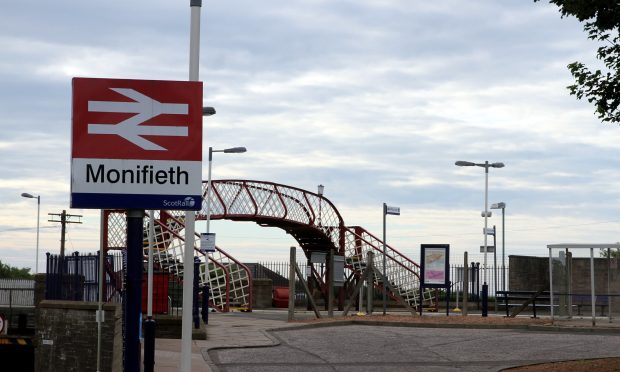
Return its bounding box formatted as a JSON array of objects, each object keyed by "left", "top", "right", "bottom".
[{"left": 547, "top": 243, "right": 620, "bottom": 326}]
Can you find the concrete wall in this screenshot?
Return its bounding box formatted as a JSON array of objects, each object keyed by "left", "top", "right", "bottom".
[
  {"left": 35, "top": 301, "right": 122, "bottom": 372},
  {"left": 252, "top": 278, "right": 273, "bottom": 309}
]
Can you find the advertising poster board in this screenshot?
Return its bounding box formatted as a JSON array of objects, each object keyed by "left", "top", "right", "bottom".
[{"left": 421, "top": 244, "right": 450, "bottom": 288}]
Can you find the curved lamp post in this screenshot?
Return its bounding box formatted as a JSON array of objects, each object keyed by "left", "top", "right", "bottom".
[
  {"left": 455, "top": 160, "right": 504, "bottom": 317},
  {"left": 205, "top": 146, "right": 247, "bottom": 234},
  {"left": 21, "top": 192, "right": 40, "bottom": 274}
]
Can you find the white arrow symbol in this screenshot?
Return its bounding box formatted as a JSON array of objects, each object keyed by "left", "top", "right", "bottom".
[{"left": 87, "top": 88, "right": 189, "bottom": 151}]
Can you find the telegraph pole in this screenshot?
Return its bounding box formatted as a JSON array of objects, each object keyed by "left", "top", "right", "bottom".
[{"left": 48, "top": 210, "right": 82, "bottom": 259}]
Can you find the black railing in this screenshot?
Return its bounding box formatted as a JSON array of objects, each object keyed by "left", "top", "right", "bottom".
[
  {"left": 45, "top": 251, "right": 198, "bottom": 318},
  {"left": 46, "top": 251, "right": 125, "bottom": 302}
]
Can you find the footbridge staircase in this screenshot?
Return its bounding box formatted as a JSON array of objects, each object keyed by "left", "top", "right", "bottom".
[{"left": 103, "top": 180, "right": 434, "bottom": 312}]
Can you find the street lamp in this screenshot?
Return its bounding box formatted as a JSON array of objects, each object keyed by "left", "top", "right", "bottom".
[
  {"left": 21, "top": 192, "right": 40, "bottom": 275},
  {"left": 491, "top": 202, "right": 506, "bottom": 293},
  {"left": 455, "top": 160, "right": 504, "bottom": 317},
  {"left": 205, "top": 146, "right": 247, "bottom": 234}
]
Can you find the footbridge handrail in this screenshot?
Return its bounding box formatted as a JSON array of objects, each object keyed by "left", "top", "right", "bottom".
[{"left": 202, "top": 180, "right": 346, "bottom": 253}]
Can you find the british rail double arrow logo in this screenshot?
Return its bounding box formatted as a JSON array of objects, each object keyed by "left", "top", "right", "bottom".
[{"left": 87, "top": 88, "right": 189, "bottom": 151}]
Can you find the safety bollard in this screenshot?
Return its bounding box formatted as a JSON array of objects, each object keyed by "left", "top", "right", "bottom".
[
  {"left": 143, "top": 317, "right": 156, "bottom": 372},
  {"left": 202, "top": 284, "right": 209, "bottom": 324}
]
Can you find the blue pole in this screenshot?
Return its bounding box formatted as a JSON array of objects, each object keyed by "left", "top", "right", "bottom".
[
  {"left": 124, "top": 209, "right": 144, "bottom": 372},
  {"left": 202, "top": 283, "right": 209, "bottom": 324},
  {"left": 193, "top": 257, "right": 200, "bottom": 329}
]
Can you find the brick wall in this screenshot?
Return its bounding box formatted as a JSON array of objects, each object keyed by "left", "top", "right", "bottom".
[
  {"left": 509, "top": 254, "right": 620, "bottom": 296},
  {"left": 509, "top": 255, "right": 550, "bottom": 291},
  {"left": 35, "top": 301, "right": 122, "bottom": 372}
]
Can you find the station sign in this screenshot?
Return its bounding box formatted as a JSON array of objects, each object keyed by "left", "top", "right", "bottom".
[
  {"left": 200, "top": 232, "right": 216, "bottom": 253},
  {"left": 385, "top": 205, "right": 400, "bottom": 215},
  {"left": 70, "top": 77, "right": 203, "bottom": 210}
]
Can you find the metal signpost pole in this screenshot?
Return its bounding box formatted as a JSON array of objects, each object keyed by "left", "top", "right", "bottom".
[
  {"left": 96, "top": 211, "right": 104, "bottom": 372},
  {"left": 206, "top": 146, "right": 213, "bottom": 234},
  {"left": 502, "top": 206, "right": 506, "bottom": 293},
  {"left": 463, "top": 251, "right": 468, "bottom": 316},
  {"left": 493, "top": 225, "right": 497, "bottom": 314},
  {"left": 381, "top": 204, "right": 400, "bottom": 315},
  {"left": 144, "top": 210, "right": 156, "bottom": 372},
  {"left": 181, "top": 1, "right": 201, "bottom": 371}
]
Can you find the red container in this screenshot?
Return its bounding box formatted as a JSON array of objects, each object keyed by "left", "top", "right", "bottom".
[
  {"left": 272, "top": 287, "right": 289, "bottom": 308},
  {"left": 142, "top": 273, "right": 169, "bottom": 314}
]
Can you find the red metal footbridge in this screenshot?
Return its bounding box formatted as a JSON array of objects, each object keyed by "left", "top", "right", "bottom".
[{"left": 103, "top": 180, "right": 432, "bottom": 312}]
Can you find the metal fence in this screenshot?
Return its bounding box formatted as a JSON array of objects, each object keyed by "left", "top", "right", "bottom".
[
  {"left": 45, "top": 251, "right": 198, "bottom": 318},
  {"left": 251, "top": 261, "right": 510, "bottom": 306},
  {"left": 0, "top": 279, "right": 35, "bottom": 333},
  {"left": 46, "top": 251, "right": 125, "bottom": 302},
  {"left": 0, "top": 279, "right": 34, "bottom": 307},
  {"left": 450, "top": 263, "right": 510, "bottom": 298}
]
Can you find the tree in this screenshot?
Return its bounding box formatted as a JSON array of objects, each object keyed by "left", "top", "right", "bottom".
[
  {"left": 0, "top": 260, "right": 33, "bottom": 279},
  {"left": 600, "top": 248, "right": 620, "bottom": 258},
  {"left": 537, "top": 1, "right": 620, "bottom": 123}
]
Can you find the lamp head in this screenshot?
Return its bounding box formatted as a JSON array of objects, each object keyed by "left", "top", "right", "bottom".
[
  {"left": 21, "top": 193, "right": 35, "bottom": 198},
  {"left": 317, "top": 184, "right": 324, "bottom": 196},
  {"left": 223, "top": 147, "right": 247, "bottom": 153},
  {"left": 490, "top": 162, "right": 505, "bottom": 168},
  {"left": 491, "top": 202, "right": 506, "bottom": 209},
  {"left": 455, "top": 161, "right": 476, "bottom": 167},
  {"left": 202, "top": 107, "right": 216, "bottom": 116}
]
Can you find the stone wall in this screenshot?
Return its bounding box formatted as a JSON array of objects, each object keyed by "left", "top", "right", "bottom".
[{"left": 35, "top": 301, "right": 122, "bottom": 372}]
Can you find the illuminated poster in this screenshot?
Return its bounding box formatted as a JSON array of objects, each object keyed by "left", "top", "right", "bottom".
[{"left": 421, "top": 244, "right": 450, "bottom": 288}]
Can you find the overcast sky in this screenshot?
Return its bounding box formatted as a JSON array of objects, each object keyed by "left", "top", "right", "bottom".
[{"left": 2, "top": 1, "right": 619, "bottom": 271}]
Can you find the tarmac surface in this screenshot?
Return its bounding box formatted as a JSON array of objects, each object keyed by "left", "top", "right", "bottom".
[{"left": 153, "top": 310, "right": 620, "bottom": 372}]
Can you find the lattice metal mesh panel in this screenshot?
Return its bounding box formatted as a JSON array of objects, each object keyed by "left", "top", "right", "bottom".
[
  {"left": 203, "top": 180, "right": 345, "bottom": 252},
  {"left": 106, "top": 209, "right": 252, "bottom": 312},
  {"left": 106, "top": 211, "right": 127, "bottom": 249},
  {"left": 342, "top": 226, "right": 434, "bottom": 308}
]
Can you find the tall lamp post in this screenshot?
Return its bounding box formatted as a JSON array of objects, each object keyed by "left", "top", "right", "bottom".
[
  {"left": 205, "top": 146, "right": 247, "bottom": 234},
  {"left": 21, "top": 193, "right": 40, "bottom": 274},
  {"left": 455, "top": 160, "right": 504, "bottom": 317},
  {"left": 491, "top": 202, "right": 506, "bottom": 293}
]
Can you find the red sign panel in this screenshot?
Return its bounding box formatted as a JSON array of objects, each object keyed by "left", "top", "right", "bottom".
[{"left": 72, "top": 77, "right": 203, "bottom": 161}]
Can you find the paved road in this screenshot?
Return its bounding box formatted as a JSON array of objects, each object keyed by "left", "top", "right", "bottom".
[{"left": 207, "top": 324, "right": 620, "bottom": 371}]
